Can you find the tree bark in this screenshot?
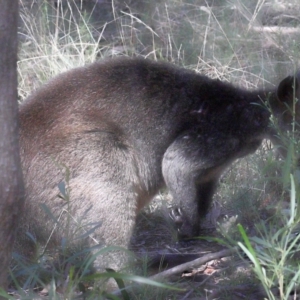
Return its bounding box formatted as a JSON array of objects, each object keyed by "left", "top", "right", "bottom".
[{"left": 0, "top": 0, "right": 24, "bottom": 293}]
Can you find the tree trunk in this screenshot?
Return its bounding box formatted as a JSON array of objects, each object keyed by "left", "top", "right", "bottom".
[{"left": 0, "top": 0, "right": 24, "bottom": 293}]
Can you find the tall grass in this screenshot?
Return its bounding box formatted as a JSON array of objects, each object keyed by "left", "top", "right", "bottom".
[
  {"left": 236, "top": 87, "right": 300, "bottom": 299},
  {"left": 18, "top": 0, "right": 300, "bottom": 99}
]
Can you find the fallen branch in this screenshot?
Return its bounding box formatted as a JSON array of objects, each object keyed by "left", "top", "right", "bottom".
[
  {"left": 150, "top": 247, "right": 237, "bottom": 282},
  {"left": 112, "top": 247, "right": 237, "bottom": 298}
]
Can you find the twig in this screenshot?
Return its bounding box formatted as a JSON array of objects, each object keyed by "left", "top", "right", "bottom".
[
  {"left": 112, "top": 248, "right": 236, "bottom": 298},
  {"left": 149, "top": 247, "right": 237, "bottom": 282}
]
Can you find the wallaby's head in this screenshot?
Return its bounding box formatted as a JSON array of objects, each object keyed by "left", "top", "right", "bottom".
[
  {"left": 262, "top": 71, "right": 300, "bottom": 158},
  {"left": 272, "top": 71, "right": 300, "bottom": 131},
  {"left": 237, "top": 70, "right": 300, "bottom": 144}
]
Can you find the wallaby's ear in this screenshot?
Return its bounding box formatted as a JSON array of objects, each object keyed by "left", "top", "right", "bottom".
[{"left": 277, "top": 72, "right": 300, "bottom": 105}]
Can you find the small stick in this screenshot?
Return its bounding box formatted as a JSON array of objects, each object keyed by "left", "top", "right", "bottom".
[{"left": 150, "top": 247, "right": 237, "bottom": 281}]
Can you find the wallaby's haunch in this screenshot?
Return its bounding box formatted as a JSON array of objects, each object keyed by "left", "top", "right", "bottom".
[{"left": 18, "top": 57, "right": 299, "bottom": 277}]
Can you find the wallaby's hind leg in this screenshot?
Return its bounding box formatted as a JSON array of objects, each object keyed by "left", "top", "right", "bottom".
[
  {"left": 65, "top": 177, "right": 138, "bottom": 273},
  {"left": 19, "top": 131, "right": 141, "bottom": 277}
]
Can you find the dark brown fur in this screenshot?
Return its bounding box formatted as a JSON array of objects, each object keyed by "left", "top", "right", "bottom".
[{"left": 17, "top": 57, "right": 300, "bottom": 277}]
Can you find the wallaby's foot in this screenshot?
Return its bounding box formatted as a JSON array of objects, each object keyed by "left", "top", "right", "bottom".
[{"left": 169, "top": 207, "right": 199, "bottom": 240}]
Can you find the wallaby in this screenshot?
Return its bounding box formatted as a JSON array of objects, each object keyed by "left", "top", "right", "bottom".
[
  {"left": 167, "top": 72, "right": 300, "bottom": 239},
  {"left": 17, "top": 57, "right": 299, "bottom": 280}
]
